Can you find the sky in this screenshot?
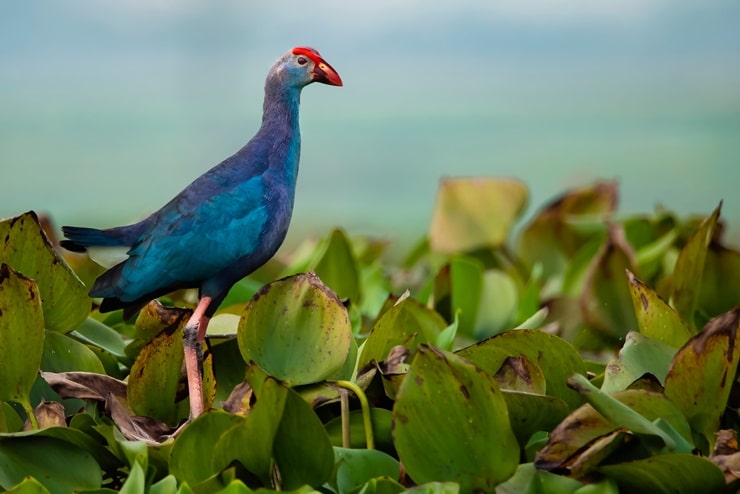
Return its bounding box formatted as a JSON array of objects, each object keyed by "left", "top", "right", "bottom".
[{"left": 1, "top": 0, "right": 739, "bottom": 247}]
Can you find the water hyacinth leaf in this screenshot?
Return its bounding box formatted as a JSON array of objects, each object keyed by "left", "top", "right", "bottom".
[
  {"left": 149, "top": 475, "right": 178, "bottom": 494},
  {"left": 457, "top": 330, "right": 585, "bottom": 410},
  {"left": 502, "top": 391, "right": 570, "bottom": 447},
  {"left": 311, "top": 228, "right": 361, "bottom": 303},
  {"left": 474, "top": 269, "right": 519, "bottom": 339},
  {"left": 580, "top": 226, "right": 638, "bottom": 342},
  {"left": 127, "top": 322, "right": 185, "bottom": 424},
  {"left": 0, "top": 264, "right": 44, "bottom": 406},
  {"left": 213, "top": 377, "right": 287, "bottom": 485},
  {"left": 598, "top": 454, "right": 724, "bottom": 494},
  {"left": 393, "top": 345, "right": 519, "bottom": 491},
  {"left": 238, "top": 272, "right": 352, "bottom": 386},
  {"left": 358, "top": 296, "right": 447, "bottom": 370},
  {"left": 119, "top": 461, "right": 146, "bottom": 494},
  {"left": 0, "top": 402, "right": 23, "bottom": 433},
  {"left": 626, "top": 270, "right": 691, "bottom": 348},
  {"left": 404, "top": 482, "right": 460, "bottom": 494},
  {"left": 496, "top": 463, "right": 586, "bottom": 494},
  {"left": 517, "top": 181, "right": 618, "bottom": 277},
  {"left": 133, "top": 300, "right": 191, "bottom": 343},
  {"left": 670, "top": 203, "right": 721, "bottom": 332},
  {"left": 206, "top": 313, "right": 240, "bottom": 337},
  {"left": 274, "top": 386, "right": 335, "bottom": 489},
  {"left": 446, "top": 256, "right": 483, "bottom": 339},
  {"left": 601, "top": 332, "right": 677, "bottom": 393},
  {"left": 494, "top": 355, "right": 546, "bottom": 394},
  {"left": 664, "top": 308, "right": 740, "bottom": 450},
  {"left": 0, "top": 436, "right": 102, "bottom": 493},
  {"left": 211, "top": 339, "right": 248, "bottom": 405},
  {"left": 561, "top": 238, "right": 604, "bottom": 298},
  {"left": 0, "top": 212, "right": 89, "bottom": 332},
  {"left": 429, "top": 177, "right": 528, "bottom": 254},
  {"left": 4, "top": 476, "right": 50, "bottom": 493},
  {"left": 2, "top": 424, "right": 120, "bottom": 473},
  {"left": 42, "top": 331, "right": 105, "bottom": 374},
  {"left": 169, "top": 410, "right": 244, "bottom": 487},
  {"left": 699, "top": 243, "right": 740, "bottom": 323},
  {"left": 72, "top": 317, "right": 129, "bottom": 360},
  {"left": 567, "top": 374, "right": 678, "bottom": 451},
  {"left": 536, "top": 389, "right": 693, "bottom": 475},
  {"left": 330, "top": 447, "right": 400, "bottom": 494}
]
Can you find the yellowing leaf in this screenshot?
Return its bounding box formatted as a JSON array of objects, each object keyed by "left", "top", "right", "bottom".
[
  {"left": 429, "top": 177, "right": 527, "bottom": 254},
  {"left": 0, "top": 212, "right": 89, "bottom": 332}
]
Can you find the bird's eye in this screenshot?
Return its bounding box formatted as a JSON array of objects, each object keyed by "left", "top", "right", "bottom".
[{"left": 296, "top": 56, "right": 307, "bottom": 65}]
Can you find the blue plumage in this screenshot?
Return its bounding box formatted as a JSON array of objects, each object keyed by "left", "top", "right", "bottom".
[
  {"left": 62, "top": 47, "right": 342, "bottom": 319},
  {"left": 63, "top": 47, "right": 342, "bottom": 419}
]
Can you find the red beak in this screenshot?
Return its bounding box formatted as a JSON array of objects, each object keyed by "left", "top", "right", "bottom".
[{"left": 313, "top": 58, "right": 343, "bottom": 86}]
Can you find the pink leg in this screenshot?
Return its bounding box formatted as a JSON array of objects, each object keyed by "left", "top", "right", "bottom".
[{"left": 182, "top": 295, "right": 213, "bottom": 419}]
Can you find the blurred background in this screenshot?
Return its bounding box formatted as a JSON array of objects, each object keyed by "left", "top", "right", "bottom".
[{"left": 2, "top": 0, "right": 739, "bottom": 252}]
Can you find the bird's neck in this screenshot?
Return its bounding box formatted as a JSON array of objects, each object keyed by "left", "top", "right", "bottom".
[{"left": 260, "top": 83, "right": 301, "bottom": 134}]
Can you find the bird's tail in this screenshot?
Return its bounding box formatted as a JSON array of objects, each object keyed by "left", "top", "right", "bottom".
[{"left": 60, "top": 226, "right": 125, "bottom": 252}]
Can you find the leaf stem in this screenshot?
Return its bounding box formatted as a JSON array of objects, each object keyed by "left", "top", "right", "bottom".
[
  {"left": 20, "top": 397, "right": 39, "bottom": 430},
  {"left": 333, "top": 380, "right": 374, "bottom": 450},
  {"left": 340, "top": 389, "right": 351, "bottom": 448}
]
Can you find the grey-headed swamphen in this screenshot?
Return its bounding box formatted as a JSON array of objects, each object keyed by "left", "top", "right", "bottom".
[{"left": 61, "top": 47, "right": 343, "bottom": 419}]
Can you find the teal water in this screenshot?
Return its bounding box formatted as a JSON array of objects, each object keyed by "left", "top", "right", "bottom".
[{"left": 2, "top": 2, "right": 739, "bottom": 251}]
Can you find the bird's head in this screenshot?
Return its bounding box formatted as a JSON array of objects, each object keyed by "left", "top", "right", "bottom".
[{"left": 271, "top": 47, "right": 343, "bottom": 89}]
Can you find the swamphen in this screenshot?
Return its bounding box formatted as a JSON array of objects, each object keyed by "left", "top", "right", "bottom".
[{"left": 61, "top": 47, "right": 343, "bottom": 419}]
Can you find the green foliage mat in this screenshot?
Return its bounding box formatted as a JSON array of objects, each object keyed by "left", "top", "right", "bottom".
[{"left": 2, "top": 178, "right": 740, "bottom": 493}]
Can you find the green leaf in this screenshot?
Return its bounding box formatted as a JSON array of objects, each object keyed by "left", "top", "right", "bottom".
[
  {"left": 536, "top": 389, "right": 693, "bottom": 476},
  {"left": 4, "top": 425, "right": 121, "bottom": 474},
  {"left": 4, "top": 477, "right": 51, "bottom": 494},
  {"left": 238, "top": 272, "right": 352, "bottom": 386},
  {"left": 404, "top": 482, "right": 460, "bottom": 494},
  {"left": 447, "top": 256, "right": 483, "bottom": 338},
  {"left": 169, "top": 410, "right": 244, "bottom": 487},
  {"left": 149, "top": 475, "right": 178, "bottom": 494},
  {"left": 359, "top": 296, "right": 448, "bottom": 370},
  {"left": 598, "top": 454, "right": 724, "bottom": 494},
  {"left": 670, "top": 202, "right": 721, "bottom": 332},
  {"left": 393, "top": 345, "right": 519, "bottom": 490},
  {"left": 664, "top": 307, "right": 740, "bottom": 450},
  {"left": 429, "top": 177, "right": 528, "bottom": 253},
  {"left": 474, "top": 269, "right": 519, "bottom": 339},
  {"left": 213, "top": 377, "right": 287, "bottom": 485},
  {"left": 0, "top": 212, "right": 89, "bottom": 332},
  {"left": 127, "top": 321, "right": 184, "bottom": 424},
  {"left": 42, "top": 331, "right": 105, "bottom": 373},
  {"left": 495, "top": 463, "right": 584, "bottom": 494},
  {"left": 568, "top": 374, "right": 682, "bottom": 451},
  {"left": 0, "top": 402, "right": 23, "bottom": 433},
  {"left": 502, "top": 391, "right": 570, "bottom": 447},
  {"left": 312, "top": 228, "right": 362, "bottom": 303},
  {"left": 0, "top": 436, "right": 102, "bottom": 493},
  {"left": 517, "top": 181, "right": 618, "bottom": 278},
  {"left": 457, "top": 330, "right": 585, "bottom": 410},
  {"left": 601, "top": 331, "right": 677, "bottom": 393},
  {"left": 274, "top": 386, "right": 335, "bottom": 489},
  {"left": 331, "top": 447, "right": 400, "bottom": 494},
  {"left": 118, "top": 461, "right": 146, "bottom": 494},
  {"left": 579, "top": 227, "right": 638, "bottom": 342},
  {"left": 0, "top": 264, "right": 44, "bottom": 406},
  {"left": 626, "top": 270, "right": 692, "bottom": 348},
  {"left": 71, "top": 317, "right": 129, "bottom": 360},
  {"left": 699, "top": 242, "right": 740, "bottom": 323},
  {"left": 435, "top": 311, "right": 459, "bottom": 351}
]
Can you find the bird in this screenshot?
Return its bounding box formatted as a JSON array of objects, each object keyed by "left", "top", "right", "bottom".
[{"left": 61, "top": 47, "right": 343, "bottom": 420}]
